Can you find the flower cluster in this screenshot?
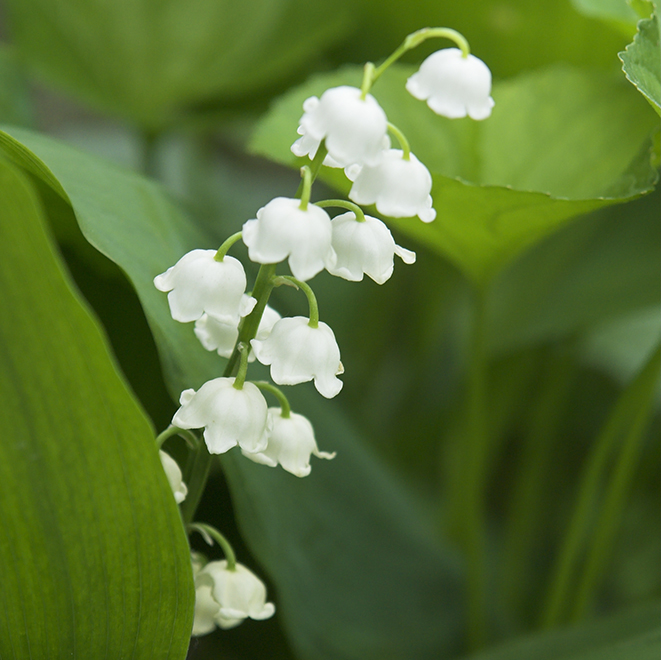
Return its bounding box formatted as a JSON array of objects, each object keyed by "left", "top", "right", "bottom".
[{"left": 153, "top": 26, "right": 493, "bottom": 638}]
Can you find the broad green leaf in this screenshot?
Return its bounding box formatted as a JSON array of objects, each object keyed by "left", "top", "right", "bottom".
[
  {"left": 619, "top": 14, "right": 661, "bottom": 114},
  {"left": 571, "top": 0, "right": 641, "bottom": 36},
  {"left": 0, "top": 127, "right": 465, "bottom": 660},
  {"left": 0, "top": 158, "right": 193, "bottom": 657},
  {"left": 488, "top": 190, "right": 661, "bottom": 354},
  {"left": 465, "top": 602, "right": 660, "bottom": 660},
  {"left": 5, "top": 0, "right": 351, "bottom": 129},
  {"left": 250, "top": 64, "right": 658, "bottom": 283}
]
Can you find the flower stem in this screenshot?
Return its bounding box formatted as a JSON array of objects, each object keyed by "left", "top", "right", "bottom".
[
  {"left": 315, "top": 199, "right": 366, "bottom": 222},
  {"left": 363, "top": 27, "right": 471, "bottom": 94},
  {"left": 298, "top": 166, "right": 312, "bottom": 211},
  {"left": 232, "top": 343, "right": 250, "bottom": 389},
  {"left": 253, "top": 381, "right": 292, "bottom": 417},
  {"left": 188, "top": 522, "right": 237, "bottom": 570},
  {"left": 387, "top": 123, "right": 411, "bottom": 160},
  {"left": 278, "top": 275, "right": 320, "bottom": 328},
  {"left": 214, "top": 231, "right": 243, "bottom": 262},
  {"left": 540, "top": 344, "right": 661, "bottom": 629},
  {"left": 295, "top": 144, "right": 328, "bottom": 198},
  {"left": 156, "top": 425, "right": 200, "bottom": 450}
]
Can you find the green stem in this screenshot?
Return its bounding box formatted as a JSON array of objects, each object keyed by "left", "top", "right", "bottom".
[
  {"left": 387, "top": 123, "right": 411, "bottom": 160},
  {"left": 295, "top": 144, "right": 328, "bottom": 198},
  {"left": 462, "top": 286, "right": 490, "bottom": 650},
  {"left": 540, "top": 344, "right": 661, "bottom": 629},
  {"left": 362, "top": 27, "right": 470, "bottom": 95},
  {"left": 188, "top": 522, "right": 237, "bottom": 570},
  {"left": 569, "top": 345, "right": 661, "bottom": 621},
  {"left": 232, "top": 343, "right": 250, "bottom": 389},
  {"left": 253, "top": 381, "right": 292, "bottom": 417},
  {"left": 156, "top": 425, "right": 200, "bottom": 451},
  {"left": 500, "top": 347, "right": 576, "bottom": 620},
  {"left": 277, "top": 276, "right": 319, "bottom": 328},
  {"left": 315, "top": 199, "right": 366, "bottom": 222},
  {"left": 298, "top": 166, "right": 312, "bottom": 211},
  {"left": 214, "top": 231, "right": 243, "bottom": 262}
]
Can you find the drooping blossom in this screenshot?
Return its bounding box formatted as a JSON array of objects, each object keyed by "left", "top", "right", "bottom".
[
  {"left": 172, "top": 378, "right": 270, "bottom": 455},
  {"left": 242, "top": 408, "right": 335, "bottom": 477},
  {"left": 154, "top": 249, "right": 255, "bottom": 323},
  {"left": 406, "top": 48, "right": 495, "bottom": 120},
  {"left": 327, "top": 212, "right": 416, "bottom": 284},
  {"left": 347, "top": 149, "right": 436, "bottom": 223},
  {"left": 251, "top": 317, "right": 343, "bottom": 398},
  {"left": 242, "top": 197, "right": 336, "bottom": 282}
]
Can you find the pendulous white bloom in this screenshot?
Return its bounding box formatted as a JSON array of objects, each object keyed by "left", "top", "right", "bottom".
[
  {"left": 347, "top": 149, "right": 436, "bottom": 223},
  {"left": 242, "top": 197, "right": 336, "bottom": 282},
  {"left": 406, "top": 48, "right": 495, "bottom": 120},
  {"left": 196, "top": 560, "right": 275, "bottom": 630},
  {"left": 242, "top": 408, "right": 336, "bottom": 477},
  {"left": 194, "top": 299, "right": 282, "bottom": 360},
  {"left": 327, "top": 212, "right": 416, "bottom": 284},
  {"left": 251, "top": 316, "right": 343, "bottom": 398},
  {"left": 154, "top": 249, "right": 256, "bottom": 323},
  {"left": 291, "top": 86, "right": 389, "bottom": 168},
  {"left": 159, "top": 450, "right": 187, "bottom": 504},
  {"left": 172, "top": 378, "right": 270, "bottom": 455}
]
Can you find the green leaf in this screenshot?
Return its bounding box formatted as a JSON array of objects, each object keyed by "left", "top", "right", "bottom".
[
  {"left": 619, "top": 14, "right": 661, "bottom": 115},
  {"left": 0, "top": 127, "right": 465, "bottom": 659},
  {"left": 464, "top": 602, "right": 660, "bottom": 660},
  {"left": 571, "top": 0, "right": 641, "bottom": 36},
  {"left": 0, "top": 158, "right": 193, "bottom": 657},
  {"left": 5, "top": 0, "right": 351, "bottom": 129},
  {"left": 250, "top": 64, "right": 658, "bottom": 283}
]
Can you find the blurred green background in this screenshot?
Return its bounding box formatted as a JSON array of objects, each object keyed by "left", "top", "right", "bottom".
[{"left": 0, "top": 0, "right": 658, "bottom": 658}]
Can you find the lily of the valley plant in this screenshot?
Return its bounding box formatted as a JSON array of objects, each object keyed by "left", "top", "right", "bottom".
[{"left": 154, "top": 26, "right": 494, "bottom": 637}]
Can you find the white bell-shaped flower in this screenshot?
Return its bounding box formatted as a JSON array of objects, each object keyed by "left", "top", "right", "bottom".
[
  {"left": 154, "top": 249, "right": 256, "bottom": 323},
  {"left": 406, "top": 48, "right": 495, "bottom": 120},
  {"left": 195, "top": 299, "right": 282, "bottom": 360},
  {"left": 158, "top": 450, "right": 188, "bottom": 504},
  {"left": 327, "top": 212, "right": 416, "bottom": 284},
  {"left": 291, "top": 86, "right": 389, "bottom": 168},
  {"left": 172, "top": 378, "right": 270, "bottom": 455},
  {"left": 191, "top": 553, "right": 220, "bottom": 636},
  {"left": 251, "top": 316, "right": 343, "bottom": 398},
  {"left": 347, "top": 150, "right": 436, "bottom": 223},
  {"left": 196, "top": 560, "right": 275, "bottom": 630},
  {"left": 242, "top": 408, "right": 336, "bottom": 477},
  {"left": 243, "top": 197, "right": 335, "bottom": 282}
]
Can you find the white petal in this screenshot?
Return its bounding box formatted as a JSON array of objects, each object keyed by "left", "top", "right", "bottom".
[
  {"left": 406, "top": 48, "right": 494, "bottom": 121},
  {"left": 159, "top": 450, "right": 187, "bottom": 503},
  {"left": 251, "top": 317, "right": 343, "bottom": 398}
]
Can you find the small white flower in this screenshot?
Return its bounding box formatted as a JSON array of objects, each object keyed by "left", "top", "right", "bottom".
[
  {"left": 291, "top": 86, "right": 389, "bottom": 168},
  {"left": 172, "top": 378, "right": 270, "bottom": 454},
  {"left": 243, "top": 408, "right": 336, "bottom": 477},
  {"left": 158, "top": 450, "right": 187, "bottom": 504},
  {"left": 251, "top": 316, "right": 343, "bottom": 398},
  {"left": 195, "top": 299, "right": 282, "bottom": 360},
  {"left": 406, "top": 48, "right": 495, "bottom": 120},
  {"left": 347, "top": 150, "right": 436, "bottom": 223},
  {"left": 154, "top": 249, "right": 256, "bottom": 323},
  {"left": 242, "top": 197, "right": 335, "bottom": 282},
  {"left": 327, "top": 212, "right": 416, "bottom": 284},
  {"left": 196, "top": 560, "right": 275, "bottom": 630}
]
